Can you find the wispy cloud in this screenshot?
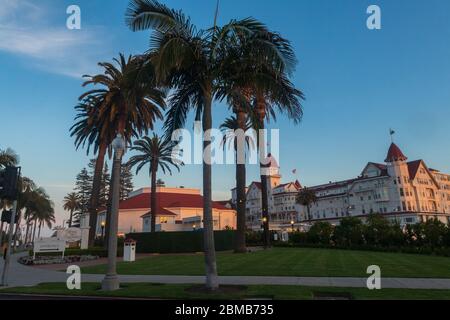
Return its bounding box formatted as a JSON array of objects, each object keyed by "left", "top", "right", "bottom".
[{"left": 0, "top": 0, "right": 111, "bottom": 78}]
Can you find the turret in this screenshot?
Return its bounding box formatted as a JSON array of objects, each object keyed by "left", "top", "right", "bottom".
[
  {"left": 385, "top": 142, "right": 410, "bottom": 186},
  {"left": 261, "top": 154, "right": 281, "bottom": 189}
]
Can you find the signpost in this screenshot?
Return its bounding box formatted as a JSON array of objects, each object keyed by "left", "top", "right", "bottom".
[
  {"left": 33, "top": 238, "right": 66, "bottom": 260},
  {"left": 62, "top": 228, "right": 82, "bottom": 243}
]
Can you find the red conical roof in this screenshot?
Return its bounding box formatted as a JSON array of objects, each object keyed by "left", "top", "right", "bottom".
[{"left": 385, "top": 143, "right": 408, "bottom": 162}]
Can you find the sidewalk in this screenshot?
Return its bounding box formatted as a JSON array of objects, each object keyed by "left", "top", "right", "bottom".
[{"left": 2, "top": 252, "right": 450, "bottom": 290}]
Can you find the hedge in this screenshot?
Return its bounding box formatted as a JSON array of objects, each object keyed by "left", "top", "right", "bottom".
[
  {"left": 126, "top": 230, "right": 235, "bottom": 254},
  {"left": 274, "top": 242, "right": 450, "bottom": 257},
  {"left": 30, "top": 247, "right": 121, "bottom": 258}
]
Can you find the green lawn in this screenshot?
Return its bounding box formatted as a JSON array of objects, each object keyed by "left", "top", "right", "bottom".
[
  {"left": 3, "top": 282, "right": 450, "bottom": 300},
  {"left": 81, "top": 247, "right": 450, "bottom": 278}
]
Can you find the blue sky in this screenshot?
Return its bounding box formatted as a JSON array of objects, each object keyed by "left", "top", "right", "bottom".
[{"left": 1, "top": 0, "right": 450, "bottom": 230}]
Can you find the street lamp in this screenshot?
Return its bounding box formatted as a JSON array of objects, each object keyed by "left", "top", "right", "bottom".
[
  {"left": 102, "top": 133, "right": 125, "bottom": 291},
  {"left": 290, "top": 220, "right": 295, "bottom": 232},
  {"left": 101, "top": 221, "right": 105, "bottom": 239},
  {"left": 193, "top": 224, "right": 197, "bottom": 231}
]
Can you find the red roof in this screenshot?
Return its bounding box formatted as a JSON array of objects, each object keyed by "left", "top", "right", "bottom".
[
  {"left": 100, "top": 192, "right": 230, "bottom": 216},
  {"left": 407, "top": 160, "right": 422, "bottom": 179},
  {"left": 385, "top": 143, "right": 408, "bottom": 162}
]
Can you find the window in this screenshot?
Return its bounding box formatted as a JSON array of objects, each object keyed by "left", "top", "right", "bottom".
[{"left": 160, "top": 217, "right": 168, "bottom": 224}]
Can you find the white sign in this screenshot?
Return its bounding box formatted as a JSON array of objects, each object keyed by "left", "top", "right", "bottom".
[
  {"left": 33, "top": 238, "right": 66, "bottom": 259},
  {"left": 62, "top": 228, "right": 82, "bottom": 243}
]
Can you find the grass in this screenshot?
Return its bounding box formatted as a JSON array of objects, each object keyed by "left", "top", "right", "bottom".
[
  {"left": 81, "top": 247, "right": 450, "bottom": 278},
  {"left": 2, "top": 282, "right": 450, "bottom": 300}
]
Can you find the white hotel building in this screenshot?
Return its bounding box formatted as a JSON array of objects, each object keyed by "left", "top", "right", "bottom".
[{"left": 234, "top": 143, "right": 450, "bottom": 230}]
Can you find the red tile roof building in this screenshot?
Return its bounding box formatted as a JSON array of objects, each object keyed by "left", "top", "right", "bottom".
[{"left": 96, "top": 187, "right": 236, "bottom": 235}]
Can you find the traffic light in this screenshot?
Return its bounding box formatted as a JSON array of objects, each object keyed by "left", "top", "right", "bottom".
[
  {"left": 0, "top": 167, "right": 20, "bottom": 200},
  {"left": 1, "top": 210, "right": 18, "bottom": 224}
]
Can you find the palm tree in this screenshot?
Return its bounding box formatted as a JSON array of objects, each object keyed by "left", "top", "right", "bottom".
[
  {"left": 296, "top": 187, "right": 317, "bottom": 222},
  {"left": 220, "top": 116, "right": 255, "bottom": 253},
  {"left": 126, "top": 0, "right": 274, "bottom": 290},
  {"left": 0, "top": 148, "right": 19, "bottom": 211},
  {"left": 23, "top": 187, "right": 54, "bottom": 243},
  {"left": 0, "top": 148, "right": 19, "bottom": 168},
  {"left": 63, "top": 192, "right": 81, "bottom": 228},
  {"left": 216, "top": 26, "right": 300, "bottom": 252},
  {"left": 73, "top": 54, "right": 166, "bottom": 246},
  {"left": 128, "top": 134, "right": 181, "bottom": 232},
  {"left": 253, "top": 54, "right": 304, "bottom": 247}
]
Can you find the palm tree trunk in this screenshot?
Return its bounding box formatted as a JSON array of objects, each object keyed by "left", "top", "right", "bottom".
[
  {"left": 0, "top": 221, "right": 4, "bottom": 245},
  {"left": 150, "top": 163, "right": 157, "bottom": 233},
  {"left": 202, "top": 88, "right": 219, "bottom": 290},
  {"left": 69, "top": 209, "right": 73, "bottom": 228},
  {"left": 24, "top": 219, "right": 30, "bottom": 244},
  {"left": 88, "top": 143, "right": 107, "bottom": 247},
  {"left": 31, "top": 219, "right": 37, "bottom": 243},
  {"left": 234, "top": 109, "right": 247, "bottom": 253},
  {"left": 256, "top": 95, "right": 271, "bottom": 248},
  {"left": 38, "top": 220, "right": 42, "bottom": 238}
]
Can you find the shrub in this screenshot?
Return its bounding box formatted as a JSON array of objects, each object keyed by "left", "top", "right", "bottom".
[
  {"left": 333, "top": 217, "right": 365, "bottom": 246},
  {"left": 307, "top": 222, "right": 333, "bottom": 245},
  {"left": 126, "top": 230, "right": 235, "bottom": 254}
]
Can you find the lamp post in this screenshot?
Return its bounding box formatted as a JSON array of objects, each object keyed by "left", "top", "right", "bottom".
[
  {"left": 290, "top": 220, "right": 295, "bottom": 232},
  {"left": 102, "top": 133, "right": 125, "bottom": 291},
  {"left": 101, "top": 221, "right": 105, "bottom": 239}
]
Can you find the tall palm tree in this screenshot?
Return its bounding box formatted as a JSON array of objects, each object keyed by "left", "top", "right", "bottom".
[
  {"left": 126, "top": 0, "right": 273, "bottom": 290},
  {"left": 220, "top": 116, "right": 255, "bottom": 253},
  {"left": 216, "top": 26, "right": 299, "bottom": 253},
  {"left": 253, "top": 58, "right": 304, "bottom": 247},
  {"left": 128, "top": 134, "right": 181, "bottom": 232},
  {"left": 73, "top": 54, "right": 166, "bottom": 246},
  {"left": 296, "top": 187, "right": 317, "bottom": 222},
  {"left": 24, "top": 187, "right": 54, "bottom": 243},
  {"left": 63, "top": 192, "right": 81, "bottom": 228}
]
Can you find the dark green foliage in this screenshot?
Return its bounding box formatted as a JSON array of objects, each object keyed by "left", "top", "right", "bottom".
[
  {"left": 74, "top": 167, "right": 92, "bottom": 215},
  {"left": 285, "top": 214, "right": 450, "bottom": 257},
  {"left": 120, "top": 163, "right": 134, "bottom": 200},
  {"left": 307, "top": 222, "right": 333, "bottom": 245},
  {"left": 127, "top": 231, "right": 235, "bottom": 254},
  {"left": 88, "top": 159, "right": 110, "bottom": 208},
  {"left": 333, "top": 217, "right": 365, "bottom": 246}
]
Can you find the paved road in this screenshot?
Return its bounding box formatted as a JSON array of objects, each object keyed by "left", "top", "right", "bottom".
[{"left": 2, "top": 252, "right": 450, "bottom": 290}]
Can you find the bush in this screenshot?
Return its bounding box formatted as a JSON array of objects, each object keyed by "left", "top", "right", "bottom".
[
  {"left": 127, "top": 230, "right": 235, "bottom": 254},
  {"left": 307, "top": 222, "right": 333, "bottom": 245},
  {"left": 30, "top": 247, "right": 121, "bottom": 258},
  {"left": 286, "top": 215, "right": 450, "bottom": 257},
  {"left": 245, "top": 231, "right": 263, "bottom": 246}
]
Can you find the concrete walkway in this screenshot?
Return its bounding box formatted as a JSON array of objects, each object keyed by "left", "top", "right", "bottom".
[{"left": 2, "top": 253, "right": 450, "bottom": 290}]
